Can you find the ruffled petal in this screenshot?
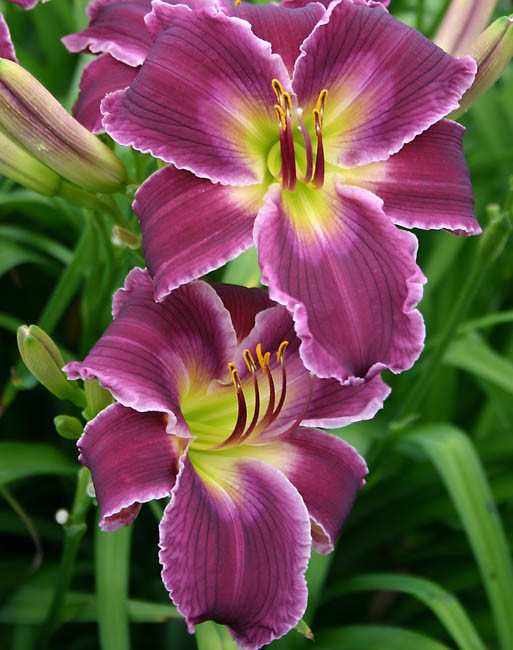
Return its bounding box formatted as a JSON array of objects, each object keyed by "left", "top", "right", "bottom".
[
  {"left": 343, "top": 120, "right": 480, "bottom": 235},
  {"left": 64, "top": 269, "right": 238, "bottom": 433},
  {"left": 293, "top": 0, "right": 476, "bottom": 168},
  {"left": 256, "top": 427, "right": 367, "bottom": 553},
  {"left": 133, "top": 166, "right": 264, "bottom": 302},
  {"left": 62, "top": 0, "right": 153, "bottom": 66},
  {"left": 103, "top": 4, "right": 291, "bottom": 185},
  {"left": 78, "top": 403, "right": 179, "bottom": 531},
  {"left": 254, "top": 180, "right": 426, "bottom": 383},
  {"left": 226, "top": 2, "right": 325, "bottom": 76},
  {"left": 159, "top": 453, "right": 310, "bottom": 649},
  {"left": 212, "top": 283, "right": 273, "bottom": 342},
  {"left": 0, "top": 14, "right": 17, "bottom": 62},
  {"left": 73, "top": 54, "right": 139, "bottom": 134}
]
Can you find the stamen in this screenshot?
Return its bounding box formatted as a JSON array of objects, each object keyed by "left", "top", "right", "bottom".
[
  {"left": 282, "top": 93, "right": 297, "bottom": 191},
  {"left": 256, "top": 343, "right": 268, "bottom": 375},
  {"left": 216, "top": 361, "right": 247, "bottom": 448},
  {"left": 243, "top": 349, "right": 257, "bottom": 372},
  {"left": 297, "top": 109, "right": 314, "bottom": 185},
  {"left": 277, "top": 340, "right": 289, "bottom": 362},
  {"left": 315, "top": 89, "right": 328, "bottom": 121},
  {"left": 272, "top": 78, "right": 284, "bottom": 103},
  {"left": 312, "top": 108, "right": 325, "bottom": 189},
  {"left": 274, "top": 104, "right": 287, "bottom": 131}
]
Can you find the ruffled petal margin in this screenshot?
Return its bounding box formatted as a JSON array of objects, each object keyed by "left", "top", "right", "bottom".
[
  {"left": 64, "top": 269, "right": 238, "bottom": 434},
  {"left": 0, "top": 14, "right": 17, "bottom": 62},
  {"left": 79, "top": 403, "right": 179, "bottom": 530},
  {"left": 103, "top": 4, "right": 291, "bottom": 185},
  {"left": 343, "top": 119, "right": 480, "bottom": 235},
  {"left": 254, "top": 180, "right": 426, "bottom": 383},
  {"left": 262, "top": 426, "right": 368, "bottom": 553},
  {"left": 159, "top": 454, "right": 311, "bottom": 650},
  {"left": 133, "top": 166, "right": 264, "bottom": 302},
  {"left": 293, "top": 0, "right": 476, "bottom": 168},
  {"left": 73, "top": 54, "right": 138, "bottom": 134}
]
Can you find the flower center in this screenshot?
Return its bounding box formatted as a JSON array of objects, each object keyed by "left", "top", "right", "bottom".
[
  {"left": 183, "top": 340, "right": 313, "bottom": 451},
  {"left": 271, "top": 79, "right": 328, "bottom": 191}
]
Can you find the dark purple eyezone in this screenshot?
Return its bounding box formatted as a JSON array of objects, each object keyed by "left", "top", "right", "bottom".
[{"left": 272, "top": 79, "right": 327, "bottom": 191}]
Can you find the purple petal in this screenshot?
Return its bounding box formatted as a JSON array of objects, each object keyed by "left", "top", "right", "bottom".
[
  {"left": 73, "top": 54, "right": 139, "bottom": 134},
  {"left": 212, "top": 283, "right": 273, "bottom": 342},
  {"left": 159, "top": 454, "right": 310, "bottom": 649},
  {"left": 254, "top": 181, "right": 426, "bottom": 383},
  {"left": 103, "top": 4, "right": 291, "bottom": 185},
  {"left": 6, "top": 0, "right": 49, "bottom": 9},
  {"left": 266, "top": 426, "right": 367, "bottom": 552},
  {"left": 226, "top": 2, "right": 325, "bottom": 76},
  {"left": 0, "top": 14, "right": 17, "bottom": 62},
  {"left": 64, "top": 269, "right": 238, "bottom": 433},
  {"left": 62, "top": 0, "right": 153, "bottom": 66},
  {"left": 133, "top": 166, "right": 263, "bottom": 301},
  {"left": 344, "top": 120, "right": 480, "bottom": 235},
  {"left": 79, "top": 403, "right": 178, "bottom": 531},
  {"left": 229, "top": 303, "right": 390, "bottom": 437},
  {"left": 293, "top": 0, "right": 476, "bottom": 168}
]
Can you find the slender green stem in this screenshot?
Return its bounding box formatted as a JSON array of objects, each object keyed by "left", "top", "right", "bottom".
[
  {"left": 38, "top": 467, "right": 92, "bottom": 650},
  {"left": 95, "top": 525, "right": 132, "bottom": 650}
]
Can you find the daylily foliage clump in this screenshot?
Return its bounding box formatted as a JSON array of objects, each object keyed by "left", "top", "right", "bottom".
[{"left": 6, "top": 0, "right": 513, "bottom": 645}]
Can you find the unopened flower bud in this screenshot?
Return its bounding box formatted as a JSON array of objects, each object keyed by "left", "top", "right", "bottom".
[
  {"left": 0, "top": 58, "right": 127, "bottom": 193},
  {"left": 0, "top": 129, "right": 61, "bottom": 195},
  {"left": 17, "top": 325, "right": 86, "bottom": 407},
  {"left": 434, "top": 0, "right": 498, "bottom": 56},
  {"left": 54, "top": 414, "right": 84, "bottom": 440},
  {"left": 451, "top": 15, "right": 513, "bottom": 117},
  {"left": 112, "top": 225, "right": 141, "bottom": 250}
]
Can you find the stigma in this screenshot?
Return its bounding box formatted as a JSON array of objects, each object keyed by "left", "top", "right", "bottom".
[{"left": 271, "top": 79, "right": 327, "bottom": 191}]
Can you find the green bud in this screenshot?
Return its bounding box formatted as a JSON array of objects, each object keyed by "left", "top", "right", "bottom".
[
  {"left": 54, "top": 415, "right": 83, "bottom": 440},
  {"left": 83, "top": 378, "right": 113, "bottom": 421},
  {"left": 0, "top": 128, "right": 61, "bottom": 195},
  {"left": 112, "top": 225, "right": 141, "bottom": 250},
  {"left": 434, "top": 0, "right": 498, "bottom": 56},
  {"left": 17, "top": 325, "right": 86, "bottom": 407},
  {"left": 451, "top": 15, "right": 513, "bottom": 118},
  {"left": 0, "top": 58, "right": 127, "bottom": 193}
]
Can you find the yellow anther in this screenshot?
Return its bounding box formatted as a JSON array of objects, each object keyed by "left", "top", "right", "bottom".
[
  {"left": 274, "top": 104, "right": 287, "bottom": 131},
  {"left": 228, "top": 361, "right": 241, "bottom": 391},
  {"left": 243, "top": 349, "right": 257, "bottom": 372},
  {"left": 315, "top": 88, "right": 328, "bottom": 115},
  {"left": 282, "top": 91, "right": 293, "bottom": 117},
  {"left": 277, "top": 340, "right": 289, "bottom": 362},
  {"left": 313, "top": 107, "right": 322, "bottom": 131},
  {"left": 272, "top": 79, "right": 284, "bottom": 102},
  {"left": 235, "top": 0, "right": 241, "bottom": 4},
  {"left": 255, "top": 343, "right": 269, "bottom": 375}
]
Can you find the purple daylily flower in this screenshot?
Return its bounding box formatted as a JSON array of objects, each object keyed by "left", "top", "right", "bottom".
[
  {"left": 101, "top": 0, "right": 480, "bottom": 385},
  {"left": 64, "top": 268, "right": 389, "bottom": 649}
]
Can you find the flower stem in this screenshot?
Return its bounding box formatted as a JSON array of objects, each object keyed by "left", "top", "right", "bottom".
[{"left": 38, "top": 467, "right": 92, "bottom": 650}]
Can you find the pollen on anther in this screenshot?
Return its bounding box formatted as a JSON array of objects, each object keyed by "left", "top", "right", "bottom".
[
  {"left": 277, "top": 340, "right": 289, "bottom": 362},
  {"left": 274, "top": 104, "right": 287, "bottom": 131},
  {"left": 243, "top": 349, "right": 257, "bottom": 372},
  {"left": 228, "top": 361, "right": 241, "bottom": 391},
  {"left": 316, "top": 88, "right": 328, "bottom": 114},
  {"left": 272, "top": 78, "right": 284, "bottom": 102},
  {"left": 255, "top": 343, "right": 270, "bottom": 375}
]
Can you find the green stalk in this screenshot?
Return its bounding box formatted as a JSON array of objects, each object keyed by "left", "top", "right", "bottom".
[
  {"left": 38, "top": 467, "right": 92, "bottom": 649},
  {"left": 95, "top": 525, "right": 132, "bottom": 650}
]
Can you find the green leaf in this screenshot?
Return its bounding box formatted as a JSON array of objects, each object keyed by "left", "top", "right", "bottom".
[
  {"left": 0, "top": 586, "right": 180, "bottom": 624},
  {"left": 0, "top": 239, "right": 53, "bottom": 277},
  {"left": 0, "top": 225, "right": 72, "bottom": 265},
  {"left": 324, "top": 573, "right": 485, "bottom": 650},
  {"left": 444, "top": 332, "right": 513, "bottom": 395},
  {"left": 0, "top": 442, "right": 75, "bottom": 487},
  {"left": 315, "top": 625, "right": 453, "bottom": 650},
  {"left": 399, "top": 424, "right": 513, "bottom": 650}
]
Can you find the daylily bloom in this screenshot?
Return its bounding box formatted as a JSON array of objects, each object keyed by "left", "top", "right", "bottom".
[
  {"left": 102, "top": 0, "right": 480, "bottom": 385},
  {"left": 64, "top": 268, "right": 389, "bottom": 649}
]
